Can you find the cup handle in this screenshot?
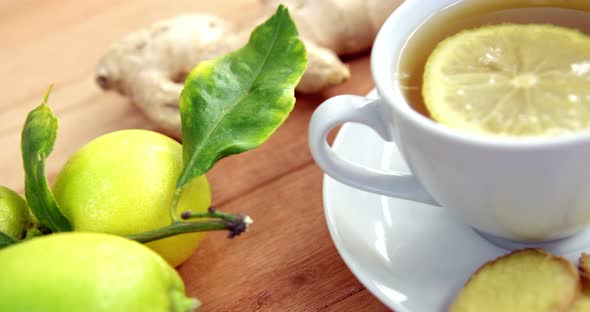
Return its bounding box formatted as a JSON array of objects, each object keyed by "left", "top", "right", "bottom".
[{"left": 309, "top": 94, "right": 439, "bottom": 206}]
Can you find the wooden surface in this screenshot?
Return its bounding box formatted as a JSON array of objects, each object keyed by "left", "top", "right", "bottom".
[{"left": 0, "top": 1, "right": 390, "bottom": 311}]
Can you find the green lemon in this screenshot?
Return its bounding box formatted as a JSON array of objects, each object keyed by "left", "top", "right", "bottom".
[
  {"left": 0, "top": 232, "right": 198, "bottom": 312},
  {"left": 52, "top": 129, "right": 211, "bottom": 267},
  {"left": 0, "top": 186, "right": 30, "bottom": 239}
]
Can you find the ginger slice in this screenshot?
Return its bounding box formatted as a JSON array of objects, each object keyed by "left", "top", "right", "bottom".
[
  {"left": 450, "top": 248, "right": 579, "bottom": 312},
  {"left": 571, "top": 293, "right": 590, "bottom": 312},
  {"left": 580, "top": 253, "right": 590, "bottom": 290},
  {"left": 571, "top": 254, "right": 590, "bottom": 312}
]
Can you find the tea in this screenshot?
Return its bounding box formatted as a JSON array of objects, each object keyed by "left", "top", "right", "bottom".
[{"left": 397, "top": 0, "right": 590, "bottom": 129}]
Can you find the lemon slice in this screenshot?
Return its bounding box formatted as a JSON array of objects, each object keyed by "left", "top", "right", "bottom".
[{"left": 423, "top": 24, "right": 590, "bottom": 137}]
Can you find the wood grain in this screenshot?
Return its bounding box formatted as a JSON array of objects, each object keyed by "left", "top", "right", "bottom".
[{"left": 0, "top": 1, "right": 390, "bottom": 311}]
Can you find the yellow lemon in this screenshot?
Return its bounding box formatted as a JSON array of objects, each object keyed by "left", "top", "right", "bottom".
[
  {"left": 423, "top": 24, "right": 590, "bottom": 137},
  {"left": 52, "top": 129, "right": 211, "bottom": 267}
]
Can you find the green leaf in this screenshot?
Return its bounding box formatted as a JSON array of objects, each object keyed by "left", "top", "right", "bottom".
[
  {"left": 177, "top": 4, "right": 307, "bottom": 189},
  {"left": 21, "top": 86, "right": 72, "bottom": 232},
  {"left": 0, "top": 231, "right": 17, "bottom": 249}
]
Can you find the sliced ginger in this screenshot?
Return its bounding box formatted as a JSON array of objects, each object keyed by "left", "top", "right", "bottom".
[
  {"left": 571, "top": 293, "right": 590, "bottom": 312},
  {"left": 580, "top": 253, "right": 590, "bottom": 289},
  {"left": 450, "top": 249, "right": 579, "bottom": 312},
  {"left": 572, "top": 254, "right": 590, "bottom": 312}
]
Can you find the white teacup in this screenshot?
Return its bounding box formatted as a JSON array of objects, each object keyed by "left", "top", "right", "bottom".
[{"left": 308, "top": 0, "right": 590, "bottom": 242}]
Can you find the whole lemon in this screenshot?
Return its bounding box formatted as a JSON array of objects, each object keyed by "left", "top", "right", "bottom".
[
  {"left": 52, "top": 130, "right": 211, "bottom": 267},
  {"left": 0, "top": 186, "right": 30, "bottom": 240},
  {"left": 0, "top": 232, "right": 199, "bottom": 312}
]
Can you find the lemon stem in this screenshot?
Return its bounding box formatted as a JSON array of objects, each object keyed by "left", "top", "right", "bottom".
[
  {"left": 125, "top": 220, "right": 229, "bottom": 243},
  {"left": 169, "top": 188, "right": 183, "bottom": 222},
  {"left": 181, "top": 206, "right": 239, "bottom": 222},
  {"left": 181, "top": 206, "right": 252, "bottom": 238},
  {"left": 126, "top": 206, "right": 252, "bottom": 243}
]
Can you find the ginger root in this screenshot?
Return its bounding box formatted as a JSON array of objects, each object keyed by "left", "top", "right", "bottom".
[
  {"left": 96, "top": 1, "right": 403, "bottom": 137},
  {"left": 96, "top": 15, "right": 242, "bottom": 135},
  {"left": 260, "top": 0, "right": 404, "bottom": 56}
]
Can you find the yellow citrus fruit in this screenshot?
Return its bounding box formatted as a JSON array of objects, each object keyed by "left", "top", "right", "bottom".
[
  {"left": 423, "top": 24, "right": 590, "bottom": 137},
  {"left": 0, "top": 232, "right": 199, "bottom": 312},
  {"left": 0, "top": 186, "right": 30, "bottom": 240},
  {"left": 52, "top": 130, "right": 211, "bottom": 267}
]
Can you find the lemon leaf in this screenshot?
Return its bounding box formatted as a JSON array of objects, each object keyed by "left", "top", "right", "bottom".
[
  {"left": 177, "top": 4, "right": 307, "bottom": 189},
  {"left": 21, "top": 86, "right": 72, "bottom": 232},
  {"left": 0, "top": 231, "right": 16, "bottom": 249}
]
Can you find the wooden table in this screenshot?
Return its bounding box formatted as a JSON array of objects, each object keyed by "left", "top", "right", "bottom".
[{"left": 0, "top": 1, "right": 390, "bottom": 311}]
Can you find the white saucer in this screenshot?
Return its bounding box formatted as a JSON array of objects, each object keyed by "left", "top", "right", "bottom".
[{"left": 323, "top": 109, "right": 590, "bottom": 311}]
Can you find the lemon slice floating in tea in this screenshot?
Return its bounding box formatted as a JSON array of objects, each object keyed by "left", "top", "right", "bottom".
[{"left": 422, "top": 24, "right": 590, "bottom": 137}]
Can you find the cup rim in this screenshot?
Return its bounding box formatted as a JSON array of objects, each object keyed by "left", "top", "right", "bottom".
[{"left": 371, "top": 0, "right": 590, "bottom": 150}]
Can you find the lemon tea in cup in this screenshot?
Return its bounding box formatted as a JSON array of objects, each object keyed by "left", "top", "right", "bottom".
[
  {"left": 398, "top": 0, "right": 590, "bottom": 138},
  {"left": 311, "top": 0, "right": 590, "bottom": 242}
]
